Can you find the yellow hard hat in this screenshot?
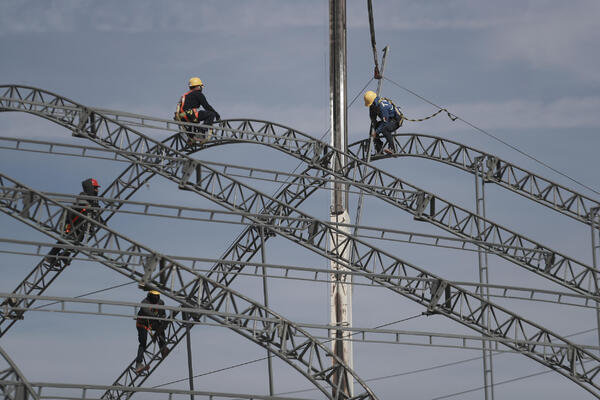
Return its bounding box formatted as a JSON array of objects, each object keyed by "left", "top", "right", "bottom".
[
  {"left": 364, "top": 91, "right": 377, "bottom": 107},
  {"left": 189, "top": 77, "right": 203, "bottom": 88},
  {"left": 149, "top": 290, "right": 160, "bottom": 295}
]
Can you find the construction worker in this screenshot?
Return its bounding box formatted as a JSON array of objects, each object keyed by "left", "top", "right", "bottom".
[
  {"left": 135, "top": 290, "right": 168, "bottom": 373},
  {"left": 175, "top": 77, "right": 221, "bottom": 144},
  {"left": 46, "top": 178, "right": 102, "bottom": 266},
  {"left": 364, "top": 90, "right": 402, "bottom": 155}
]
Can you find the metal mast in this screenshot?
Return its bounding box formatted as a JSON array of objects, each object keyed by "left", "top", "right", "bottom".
[{"left": 329, "top": 0, "right": 353, "bottom": 396}]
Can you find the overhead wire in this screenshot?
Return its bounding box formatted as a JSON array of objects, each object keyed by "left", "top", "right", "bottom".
[
  {"left": 269, "top": 76, "right": 374, "bottom": 197},
  {"left": 384, "top": 76, "right": 600, "bottom": 197},
  {"left": 152, "top": 314, "right": 421, "bottom": 390},
  {"left": 276, "top": 326, "right": 598, "bottom": 397}
]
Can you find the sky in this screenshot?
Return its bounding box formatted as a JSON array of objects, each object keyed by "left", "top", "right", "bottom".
[{"left": 1, "top": 0, "right": 600, "bottom": 399}]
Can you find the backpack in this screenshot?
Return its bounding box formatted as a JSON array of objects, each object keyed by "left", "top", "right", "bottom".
[{"left": 377, "top": 97, "right": 403, "bottom": 123}]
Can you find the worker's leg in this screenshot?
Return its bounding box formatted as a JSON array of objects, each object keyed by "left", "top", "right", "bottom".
[
  {"left": 46, "top": 245, "right": 63, "bottom": 266},
  {"left": 196, "top": 110, "right": 216, "bottom": 129},
  {"left": 372, "top": 122, "right": 384, "bottom": 153},
  {"left": 154, "top": 326, "right": 169, "bottom": 357},
  {"left": 378, "top": 120, "right": 398, "bottom": 152},
  {"left": 136, "top": 326, "right": 148, "bottom": 364}
]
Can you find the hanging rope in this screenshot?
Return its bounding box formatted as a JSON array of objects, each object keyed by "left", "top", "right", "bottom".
[
  {"left": 402, "top": 108, "right": 458, "bottom": 123},
  {"left": 367, "top": 0, "right": 382, "bottom": 79}
]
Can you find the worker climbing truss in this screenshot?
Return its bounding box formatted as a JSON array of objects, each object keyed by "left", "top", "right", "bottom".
[{"left": 1, "top": 85, "right": 600, "bottom": 398}]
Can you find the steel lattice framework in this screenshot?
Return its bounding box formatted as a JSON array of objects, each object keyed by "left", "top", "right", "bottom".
[
  {"left": 0, "top": 174, "right": 376, "bottom": 400},
  {"left": 1, "top": 85, "right": 600, "bottom": 397},
  {"left": 0, "top": 346, "right": 39, "bottom": 400}
]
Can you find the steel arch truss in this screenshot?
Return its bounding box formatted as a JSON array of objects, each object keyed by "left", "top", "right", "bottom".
[
  {"left": 64, "top": 104, "right": 600, "bottom": 228},
  {"left": 349, "top": 133, "right": 600, "bottom": 225},
  {"left": 2, "top": 85, "right": 600, "bottom": 395},
  {"left": 1, "top": 85, "right": 598, "bottom": 300},
  {"left": 0, "top": 175, "right": 377, "bottom": 400}
]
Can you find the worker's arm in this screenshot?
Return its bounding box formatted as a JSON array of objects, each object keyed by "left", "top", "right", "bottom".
[
  {"left": 369, "top": 104, "right": 378, "bottom": 125},
  {"left": 197, "top": 92, "right": 218, "bottom": 115}
]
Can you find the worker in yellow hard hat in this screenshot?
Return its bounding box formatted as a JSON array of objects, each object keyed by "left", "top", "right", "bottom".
[
  {"left": 135, "top": 290, "right": 168, "bottom": 373},
  {"left": 364, "top": 90, "right": 402, "bottom": 155},
  {"left": 174, "top": 77, "right": 221, "bottom": 146}
]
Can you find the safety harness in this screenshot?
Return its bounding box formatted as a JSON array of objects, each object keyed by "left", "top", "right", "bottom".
[
  {"left": 174, "top": 90, "right": 199, "bottom": 123},
  {"left": 64, "top": 207, "right": 86, "bottom": 234},
  {"left": 136, "top": 306, "right": 161, "bottom": 332}
]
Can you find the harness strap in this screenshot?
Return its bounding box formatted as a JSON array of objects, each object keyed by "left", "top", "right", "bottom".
[
  {"left": 177, "top": 90, "right": 199, "bottom": 122},
  {"left": 136, "top": 321, "right": 152, "bottom": 332}
]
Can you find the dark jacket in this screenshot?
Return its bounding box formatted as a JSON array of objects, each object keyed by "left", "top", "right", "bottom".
[
  {"left": 369, "top": 96, "right": 401, "bottom": 126},
  {"left": 64, "top": 179, "right": 100, "bottom": 237},
  {"left": 181, "top": 88, "right": 217, "bottom": 114},
  {"left": 136, "top": 295, "right": 166, "bottom": 331}
]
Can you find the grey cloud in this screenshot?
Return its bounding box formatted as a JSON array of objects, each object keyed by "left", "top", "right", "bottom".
[{"left": 487, "top": 1, "right": 600, "bottom": 82}]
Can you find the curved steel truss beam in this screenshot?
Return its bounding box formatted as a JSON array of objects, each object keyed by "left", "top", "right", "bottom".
[
  {"left": 1, "top": 85, "right": 597, "bottom": 301},
  {"left": 0, "top": 345, "right": 39, "bottom": 400},
  {"left": 3, "top": 106, "right": 600, "bottom": 395},
  {"left": 2, "top": 86, "right": 600, "bottom": 395},
  {"left": 348, "top": 133, "right": 600, "bottom": 226},
  {"left": 22, "top": 98, "right": 597, "bottom": 227},
  {"left": 1, "top": 85, "right": 597, "bottom": 391},
  {"left": 3, "top": 91, "right": 597, "bottom": 227},
  {"left": 0, "top": 175, "right": 376, "bottom": 400}
]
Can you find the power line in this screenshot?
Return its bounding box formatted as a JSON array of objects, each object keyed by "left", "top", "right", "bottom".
[
  {"left": 277, "top": 326, "right": 598, "bottom": 397},
  {"left": 152, "top": 313, "right": 421, "bottom": 390},
  {"left": 383, "top": 76, "right": 600, "bottom": 198}
]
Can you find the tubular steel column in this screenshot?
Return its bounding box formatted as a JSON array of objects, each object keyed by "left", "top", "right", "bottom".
[
  {"left": 259, "top": 226, "right": 275, "bottom": 396},
  {"left": 590, "top": 207, "right": 600, "bottom": 353},
  {"left": 185, "top": 319, "right": 195, "bottom": 400},
  {"left": 474, "top": 156, "right": 495, "bottom": 400},
  {"left": 329, "top": 0, "right": 353, "bottom": 396}
]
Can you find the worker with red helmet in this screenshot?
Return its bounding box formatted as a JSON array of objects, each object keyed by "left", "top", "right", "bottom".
[
  {"left": 46, "top": 178, "right": 102, "bottom": 266},
  {"left": 64, "top": 178, "right": 101, "bottom": 242},
  {"left": 135, "top": 290, "right": 168, "bottom": 374}
]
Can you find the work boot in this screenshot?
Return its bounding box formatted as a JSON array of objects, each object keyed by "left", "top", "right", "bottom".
[
  {"left": 135, "top": 361, "right": 146, "bottom": 374},
  {"left": 383, "top": 148, "right": 395, "bottom": 155},
  {"left": 373, "top": 139, "right": 383, "bottom": 155},
  {"left": 160, "top": 346, "right": 169, "bottom": 358}
]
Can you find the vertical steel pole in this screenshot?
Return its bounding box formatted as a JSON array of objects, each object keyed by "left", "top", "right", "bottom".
[
  {"left": 185, "top": 320, "right": 195, "bottom": 400},
  {"left": 329, "top": 0, "right": 352, "bottom": 397},
  {"left": 474, "top": 156, "right": 495, "bottom": 400},
  {"left": 589, "top": 207, "right": 600, "bottom": 353},
  {"left": 259, "top": 226, "right": 275, "bottom": 395},
  {"left": 353, "top": 46, "right": 389, "bottom": 230}
]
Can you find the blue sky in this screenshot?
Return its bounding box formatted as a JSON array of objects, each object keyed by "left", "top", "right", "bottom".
[{"left": 1, "top": 1, "right": 600, "bottom": 399}]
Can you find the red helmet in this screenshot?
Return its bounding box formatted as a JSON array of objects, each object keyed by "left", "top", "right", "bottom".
[{"left": 91, "top": 178, "right": 100, "bottom": 187}]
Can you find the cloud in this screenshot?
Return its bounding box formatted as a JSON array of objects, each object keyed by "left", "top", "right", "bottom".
[
  {"left": 0, "top": 0, "right": 328, "bottom": 35},
  {"left": 487, "top": 1, "right": 600, "bottom": 82}
]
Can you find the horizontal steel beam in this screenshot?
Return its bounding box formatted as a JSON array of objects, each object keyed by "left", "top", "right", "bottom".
[{"left": 2, "top": 292, "right": 598, "bottom": 353}]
